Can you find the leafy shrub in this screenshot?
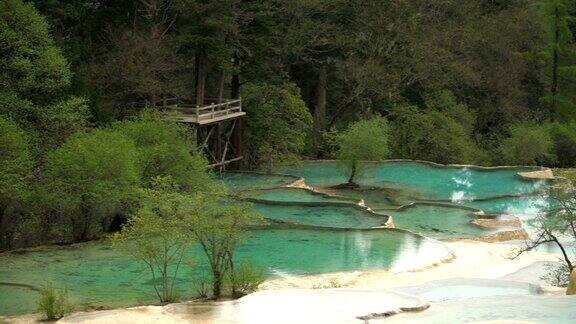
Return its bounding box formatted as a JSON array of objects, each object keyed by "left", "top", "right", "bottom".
[
  {"left": 228, "top": 260, "right": 265, "bottom": 298},
  {"left": 37, "top": 281, "right": 72, "bottom": 320},
  {"left": 499, "top": 123, "right": 555, "bottom": 165},
  {"left": 193, "top": 276, "right": 211, "bottom": 299}
]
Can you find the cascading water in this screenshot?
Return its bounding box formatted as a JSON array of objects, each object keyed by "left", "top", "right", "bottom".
[{"left": 451, "top": 167, "right": 474, "bottom": 202}]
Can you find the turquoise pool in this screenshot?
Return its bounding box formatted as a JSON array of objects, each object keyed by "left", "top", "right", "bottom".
[
  {"left": 278, "top": 161, "right": 546, "bottom": 201},
  {"left": 253, "top": 203, "right": 388, "bottom": 228},
  {"left": 0, "top": 160, "right": 554, "bottom": 316},
  {"left": 380, "top": 204, "right": 494, "bottom": 239},
  {"left": 240, "top": 187, "right": 359, "bottom": 204},
  {"left": 217, "top": 172, "right": 298, "bottom": 191},
  {"left": 0, "top": 228, "right": 450, "bottom": 316}
]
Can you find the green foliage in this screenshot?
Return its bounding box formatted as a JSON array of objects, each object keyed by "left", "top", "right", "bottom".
[
  {"left": 0, "top": 0, "right": 70, "bottom": 102},
  {"left": 0, "top": 115, "right": 33, "bottom": 249},
  {"left": 538, "top": 0, "right": 576, "bottom": 121},
  {"left": 0, "top": 116, "right": 32, "bottom": 199},
  {"left": 113, "top": 110, "right": 211, "bottom": 192},
  {"left": 37, "top": 281, "right": 72, "bottom": 320},
  {"left": 389, "top": 92, "right": 482, "bottom": 165},
  {"left": 184, "top": 195, "right": 261, "bottom": 299},
  {"left": 0, "top": 0, "right": 89, "bottom": 156},
  {"left": 499, "top": 124, "right": 555, "bottom": 166},
  {"left": 548, "top": 122, "right": 576, "bottom": 167},
  {"left": 113, "top": 177, "right": 193, "bottom": 303},
  {"left": 336, "top": 117, "right": 390, "bottom": 184},
  {"left": 44, "top": 129, "right": 140, "bottom": 241},
  {"left": 36, "top": 96, "right": 91, "bottom": 149},
  {"left": 242, "top": 83, "right": 312, "bottom": 172},
  {"left": 227, "top": 260, "right": 265, "bottom": 298}
]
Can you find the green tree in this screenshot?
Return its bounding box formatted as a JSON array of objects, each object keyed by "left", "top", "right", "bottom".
[
  {"left": 113, "top": 110, "right": 211, "bottom": 192},
  {"left": 36, "top": 97, "right": 91, "bottom": 150},
  {"left": 44, "top": 129, "right": 140, "bottom": 241},
  {"left": 336, "top": 117, "right": 390, "bottom": 186},
  {"left": 0, "top": 0, "right": 90, "bottom": 152},
  {"left": 114, "top": 177, "right": 193, "bottom": 303},
  {"left": 499, "top": 124, "right": 555, "bottom": 165},
  {"left": 548, "top": 122, "right": 576, "bottom": 167},
  {"left": 0, "top": 0, "right": 70, "bottom": 104},
  {"left": 0, "top": 116, "right": 33, "bottom": 250},
  {"left": 514, "top": 178, "right": 576, "bottom": 288},
  {"left": 389, "top": 92, "right": 482, "bottom": 164},
  {"left": 242, "top": 83, "right": 312, "bottom": 172},
  {"left": 185, "top": 195, "right": 259, "bottom": 299},
  {"left": 539, "top": 0, "right": 576, "bottom": 121}
]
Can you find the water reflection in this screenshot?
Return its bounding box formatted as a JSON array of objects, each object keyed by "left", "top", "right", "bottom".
[{"left": 0, "top": 228, "right": 451, "bottom": 315}]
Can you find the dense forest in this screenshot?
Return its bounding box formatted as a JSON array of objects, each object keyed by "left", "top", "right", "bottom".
[{"left": 2, "top": 0, "right": 576, "bottom": 251}]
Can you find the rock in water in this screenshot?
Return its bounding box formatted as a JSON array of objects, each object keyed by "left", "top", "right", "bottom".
[{"left": 567, "top": 269, "right": 576, "bottom": 295}]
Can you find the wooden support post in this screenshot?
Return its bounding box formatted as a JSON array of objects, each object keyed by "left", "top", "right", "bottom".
[{"left": 230, "top": 117, "right": 243, "bottom": 170}]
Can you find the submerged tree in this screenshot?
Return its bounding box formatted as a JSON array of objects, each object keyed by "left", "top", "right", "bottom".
[
  {"left": 114, "top": 177, "right": 193, "bottom": 303},
  {"left": 336, "top": 117, "right": 390, "bottom": 187}
]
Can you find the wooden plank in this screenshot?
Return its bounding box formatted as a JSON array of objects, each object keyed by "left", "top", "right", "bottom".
[{"left": 208, "top": 156, "right": 243, "bottom": 168}]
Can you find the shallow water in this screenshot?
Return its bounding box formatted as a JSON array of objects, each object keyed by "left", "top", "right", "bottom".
[
  {"left": 240, "top": 188, "right": 358, "bottom": 204},
  {"left": 0, "top": 228, "right": 450, "bottom": 316},
  {"left": 396, "top": 278, "right": 543, "bottom": 302},
  {"left": 217, "top": 172, "right": 297, "bottom": 191},
  {"left": 461, "top": 195, "right": 551, "bottom": 215},
  {"left": 381, "top": 205, "right": 494, "bottom": 239},
  {"left": 253, "top": 203, "right": 388, "bottom": 228},
  {"left": 0, "top": 160, "right": 554, "bottom": 316},
  {"left": 385, "top": 295, "right": 576, "bottom": 324},
  {"left": 278, "top": 161, "right": 545, "bottom": 200}
]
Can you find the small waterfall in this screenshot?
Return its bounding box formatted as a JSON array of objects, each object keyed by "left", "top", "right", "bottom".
[{"left": 451, "top": 167, "right": 474, "bottom": 202}]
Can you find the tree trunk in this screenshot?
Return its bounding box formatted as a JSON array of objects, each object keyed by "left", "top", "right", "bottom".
[
  {"left": 0, "top": 201, "right": 9, "bottom": 251},
  {"left": 231, "top": 50, "right": 240, "bottom": 99},
  {"left": 226, "top": 252, "right": 237, "bottom": 297},
  {"left": 212, "top": 270, "right": 222, "bottom": 299},
  {"left": 217, "top": 70, "right": 226, "bottom": 103},
  {"left": 312, "top": 66, "right": 327, "bottom": 154},
  {"left": 195, "top": 47, "right": 207, "bottom": 107},
  {"left": 348, "top": 162, "right": 357, "bottom": 184},
  {"left": 79, "top": 195, "right": 91, "bottom": 242},
  {"left": 551, "top": 5, "right": 560, "bottom": 114}
]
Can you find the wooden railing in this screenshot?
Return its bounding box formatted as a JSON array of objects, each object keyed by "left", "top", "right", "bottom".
[{"left": 159, "top": 98, "right": 243, "bottom": 124}]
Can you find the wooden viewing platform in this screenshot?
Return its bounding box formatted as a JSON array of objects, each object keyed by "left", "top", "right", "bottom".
[
  {"left": 150, "top": 97, "right": 245, "bottom": 169},
  {"left": 160, "top": 98, "right": 245, "bottom": 125}
]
